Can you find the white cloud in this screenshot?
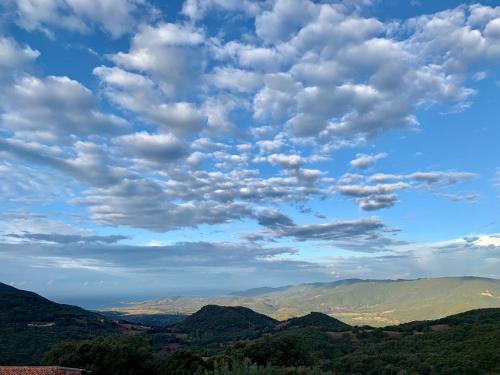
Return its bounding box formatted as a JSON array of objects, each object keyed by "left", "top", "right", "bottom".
[
  {"left": 255, "top": 0, "right": 319, "bottom": 43},
  {"left": 350, "top": 152, "right": 387, "bottom": 169},
  {"left": 208, "top": 66, "right": 263, "bottom": 93},
  {"left": 253, "top": 73, "right": 300, "bottom": 121},
  {"left": 0, "top": 36, "right": 39, "bottom": 78},
  {"left": 326, "top": 234, "right": 500, "bottom": 280},
  {"left": 114, "top": 132, "right": 188, "bottom": 164},
  {"left": 94, "top": 66, "right": 205, "bottom": 137},
  {"left": 182, "top": 0, "right": 260, "bottom": 20},
  {"left": 0, "top": 1, "right": 496, "bottom": 244},
  {"left": 272, "top": 216, "right": 394, "bottom": 244},
  {"left": 334, "top": 168, "right": 478, "bottom": 211},
  {"left": 438, "top": 193, "right": 480, "bottom": 203},
  {"left": 267, "top": 153, "right": 304, "bottom": 168},
  {"left": 110, "top": 22, "right": 205, "bottom": 95},
  {"left": 3, "top": 0, "right": 154, "bottom": 38},
  {"left": 214, "top": 41, "right": 284, "bottom": 72},
  {"left": 408, "top": 171, "right": 478, "bottom": 187},
  {"left": 1, "top": 75, "right": 128, "bottom": 142}
]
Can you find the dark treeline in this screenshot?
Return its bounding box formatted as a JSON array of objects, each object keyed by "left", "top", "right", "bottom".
[{"left": 43, "top": 309, "right": 500, "bottom": 375}]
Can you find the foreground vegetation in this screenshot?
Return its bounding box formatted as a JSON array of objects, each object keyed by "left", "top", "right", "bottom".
[{"left": 43, "top": 308, "right": 500, "bottom": 374}]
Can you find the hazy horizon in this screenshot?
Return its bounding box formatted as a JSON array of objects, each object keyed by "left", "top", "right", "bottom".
[
  {"left": 0, "top": 0, "right": 499, "bottom": 300},
  {"left": 7, "top": 275, "right": 500, "bottom": 310}
]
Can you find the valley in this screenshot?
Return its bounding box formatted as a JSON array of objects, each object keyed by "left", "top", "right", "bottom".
[{"left": 104, "top": 277, "right": 500, "bottom": 326}]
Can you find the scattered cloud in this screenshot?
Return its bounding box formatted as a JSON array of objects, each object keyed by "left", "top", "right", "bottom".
[
  {"left": 350, "top": 152, "right": 387, "bottom": 169},
  {"left": 114, "top": 132, "right": 189, "bottom": 164},
  {"left": 2, "top": 0, "right": 156, "bottom": 38},
  {"left": 0, "top": 0, "right": 498, "bottom": 293},
  {"left": 272, "top": 217, "right": 388, "bottom": 242},
  {"left": 108, "top": 22, "right": 205, "bottom": 95},
  {"left": 0, "top": 37, "right": 39, "bottom": 81},
  {"left": 408, "top": 171, "right": 479, "bottom": 187},
  {"left": 5, "top": 233, "right": 128, "bottom": 245},
  {"left": 438, "top": 193, "right": 480, "bottom": 203},
  {"left": 1, "top": 75, "right": 129, "bottom": 142}
]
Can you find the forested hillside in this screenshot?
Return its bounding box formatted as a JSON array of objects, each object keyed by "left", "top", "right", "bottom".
[
  {"left": 0, "top": 282, "right": 119, "bottom": 364},
  {"left": 44, "top": 307, "right": 500, "bottom": 374}
]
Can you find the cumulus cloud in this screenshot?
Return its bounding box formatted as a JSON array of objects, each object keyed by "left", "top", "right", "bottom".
[
  {"left": 109, "top": 22, "right": 205, "bottom": 95},
  {"left": 114, "top": 132, "right": 188, "bottom": 164},
  {"left": 255, "top": 0, "right": 319, "bottom": 43},
  {"left": 350, "top": 152, "right": 387, "bottom": 169},
  {"left": 1, "top": 75, "right": 129, "bottom": 142},
  {"left": 335, "top": 169, "right": 478, "bottom": 211},
  {"left": 367, "top": 173, "right": 403, "bottom": 183},
  {"left": 182, "top": 0, "right": 260, "bottom": 20},
  {"left": 357, "top": 194, "right": 399, "bottom": 211},
  {"left": 336, "top": 182, "right": 410, "bottom": 197},
  {"left": 0, "top": 37, "right": 39, "bottom": 80},
  {"left": 253, "top": 3, "right": 500, "bottom": 144},
  {"left": 0, "top": 138, "right": 132, "bottom": 187},
  {"left": 336, "top": 182, "right": 408, "bottom": 211},
  {"left": 2, "top": 0, "right": 154, "bottom": 38},
  {"left": 74, "top": 178, "right": 257, "bottom": 232},
  {"left": 94, "top": 66, "right": 205, "bottom": 137},
  {"left": 69, "top": 158, "right": 331, "bottom": 231},
  {"left": 408, "top": 171, "right": 478, "bottom": 187},
  {"left": 256, "top": 209, "right": 295, "bottom": 228},
  {"left": 208, "top": 67, "right": 263, "bottom": 93},
  {"left": 266, "top": 153, "right": 305, "bottom": 169}
]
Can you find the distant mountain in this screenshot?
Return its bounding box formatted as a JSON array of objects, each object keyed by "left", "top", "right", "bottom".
[
  {"left": 230, "top": 285, "right": 292, "bottom": 297},
  {"left": 0, "top": 282, "right": 119, "bottom": 365},
  {"left": 229, "top": 279, "right": 374, "bottom": 297},
  {"left": 174, "top": 305, "right": 277, "bottom": 341},
  {"left": 108, "top": 277, "right": 500, "bottom": 326}
]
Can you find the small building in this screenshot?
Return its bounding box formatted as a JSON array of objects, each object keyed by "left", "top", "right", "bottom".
[{"left": 0, "top": 367, "right": 84, "bottom": 375}]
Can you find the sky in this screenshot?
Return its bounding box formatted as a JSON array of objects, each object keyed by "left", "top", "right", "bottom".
[{"left": 0, "top": 0, "right": 499, "bottom": 307}]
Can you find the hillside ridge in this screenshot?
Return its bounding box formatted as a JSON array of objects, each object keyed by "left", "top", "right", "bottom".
[
  {"left": 107, "top": 276, "right": 500, "bottom": 326},
  {"left": 0, "top": 282, "right": 119, "bottom": 365}
]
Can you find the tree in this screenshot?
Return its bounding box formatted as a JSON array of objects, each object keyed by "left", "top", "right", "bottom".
[
  {"left": 43, "top": 335, "right": 156, "bottom": 375},
  {"left": 158, "top": 349, "right": 207, "bottom": 375}
]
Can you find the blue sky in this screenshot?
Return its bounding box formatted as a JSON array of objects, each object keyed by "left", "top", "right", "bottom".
[{"left": 0, "top": 0, "right": 499, "bottom": 306}]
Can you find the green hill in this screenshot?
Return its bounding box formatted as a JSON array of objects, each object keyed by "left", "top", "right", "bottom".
[
  {"left": 45, "top": 307, "right": 500, "bottom": 374},
  {"left": 109, "top": 277, "right": 500, "bottom": 326},
  {"left": 224, "top": 308, "right": 500, "bottom": 374},
  {"left": 174, "top": 305, "right": 277, "bottom": 341},
  {"left": 280, "top": 312, "right": 351, "bottom": 331},
  {"left": 0, "top": 282, "right": 119, "bottom": 365}
]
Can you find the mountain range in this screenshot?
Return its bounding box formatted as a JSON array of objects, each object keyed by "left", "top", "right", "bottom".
[
  {"left": 2, "top": 280, "right": 500, "bottom": 373},
  {"left": 105, "top": 276, "right": 500, "bottom": 326}
]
